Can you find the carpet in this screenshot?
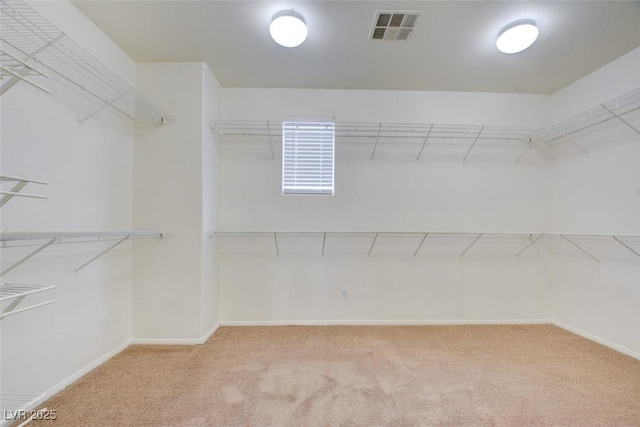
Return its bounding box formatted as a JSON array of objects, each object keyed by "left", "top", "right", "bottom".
[{"left": 27, "top": 325, "right": 640, "bottom": 426}]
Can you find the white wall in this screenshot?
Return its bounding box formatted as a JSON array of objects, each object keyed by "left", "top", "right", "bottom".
[
  {"left": 217, "top": 88, "right": 553, "bottom": 324},
  {"left": 25, "top": 0, "right": 136, "bottom": 85},
  {"left": 215, "top": 50, "right": 640, "bottom": 347},
  {"left": 546, "top": 47, "right": 640, "bottom": 357},
  {"left": 219, "top": 236, "right": 550, "bottom": 324},
  {"left": 219, "top": 89, "right": 551, "bottom": 233},
  {"left": 1, "top": 0, "right": 137, "bottom": 407},
  {"left": 133, "top": 63, "right": 221, "bottom": 342},
  {"left": 201, "top": 66, "right": 222, "bottom": 336},
  {"left": 2, "top": 5, "right": 639, "bottom": 418}
]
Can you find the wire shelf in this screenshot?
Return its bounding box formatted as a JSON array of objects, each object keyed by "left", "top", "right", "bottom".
[
  {"left": 0, "top": 231, "right": 167, "bottom": 275},
  {"left": 0, "top": 282, "right": 55, "bottom": 302},
  {"left": 0, "top": 282, "right": 55, "bottom": 320},
  {"left": 212, "top": 120, "right": 540, "bottom": 142},
  {"left": 538, "top": 88, "right": 640, "bottom": 142},
  {"left": 212, "top": 88, "right": 640, "bottom": 159},
  {"left": 0, "top": 230, "right": 165, "bottom": 242},
  {"left": 0, "top": 174, "right": 48, "bottom": 207},
  {"left": 211, "top": 120, "right": 541, "bottom": 161},
  {"left": 0, "top": 0, "right": 173, "bottom": 130},
  {"left": 213, "top": 231, "right": 640, "bottom": 260}
]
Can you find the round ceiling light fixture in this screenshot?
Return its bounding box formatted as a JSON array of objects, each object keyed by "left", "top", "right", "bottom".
[
  {"left": 496, "top": 19, "right": 539, "bottom": 54},
  {"left": 269, "top": 10, "right": 308, "bottom": 48}
]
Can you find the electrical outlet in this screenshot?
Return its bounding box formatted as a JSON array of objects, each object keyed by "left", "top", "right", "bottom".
[{"left": 341, "top": 288, "right": 348, "bottom": 299}]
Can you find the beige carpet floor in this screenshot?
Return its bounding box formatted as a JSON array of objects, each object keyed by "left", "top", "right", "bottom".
[{"left": 27, "top": 325, "right": 640, "bottom": 426}]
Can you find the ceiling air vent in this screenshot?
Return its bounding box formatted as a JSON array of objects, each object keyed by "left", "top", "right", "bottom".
[{"left": 371, "top": 11, "right": 421, "bottom": 41}]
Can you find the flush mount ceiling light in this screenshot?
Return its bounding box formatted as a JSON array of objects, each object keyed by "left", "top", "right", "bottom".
[
  {"left": 270, "top": 10, "right": 308, "bottom": 48},
  {"left": 496, "top": 19, "right": 539, "bottom": 54}
]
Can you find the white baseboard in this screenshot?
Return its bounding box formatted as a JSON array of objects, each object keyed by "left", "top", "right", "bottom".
[
  {"left": 1, "top": 324, "right": 224, "bottom": 425},
  {"left": 219, "top": 319, "right": 552, "bottom": 327},
  {"left": 130, "top": 322, "right": 220, "bottom": 345},
  {"left": 552, "top": 320, "right": 640, "bottom": 361},
  {"left": 198, "top": 322, "right": 220, "bottom": 344},
  {"left": 1, "top": 339, "right": 132, "bottom": 425}
]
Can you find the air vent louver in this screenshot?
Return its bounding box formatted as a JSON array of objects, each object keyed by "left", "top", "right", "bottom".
[{"left": 370, "top": 10, "right": 421, "bottom": 41}]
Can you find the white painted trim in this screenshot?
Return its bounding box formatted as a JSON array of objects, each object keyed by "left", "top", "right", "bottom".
[
  {"left": 130, "top": 337, "right": 204, "bottom": 345},
  {"left": 552, "top": 320, "right": 640, "bottom": 361},
  {"left": 0, "top": 324, "right": 223, "bottom": 426},
  {"left": 130, "top": 322, "right": 221, "bottom": 345},
  {"left": 199, "top": 322, "right": 220, "bottom": 344},
  {"left": 220, "top": 319, "right": 552, "bottom": 327},
  {"left": 0, "top": 339, "right": 132, "bottom": 426}
]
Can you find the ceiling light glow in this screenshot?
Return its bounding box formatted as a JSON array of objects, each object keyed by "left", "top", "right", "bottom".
[
  {"left": 270, "top": 10, "right": 308, "bottom": 48},
  {"left": 496, "top": 20, "right": 539, "bottom": 54}
]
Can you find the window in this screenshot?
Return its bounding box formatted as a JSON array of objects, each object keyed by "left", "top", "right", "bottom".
[{"left": 282, "top": 121, "right": 335, "bottom": 195}]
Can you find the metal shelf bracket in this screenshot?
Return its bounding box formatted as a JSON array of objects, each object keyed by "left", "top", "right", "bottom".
[
  {"left": 559, "top": 234, "right": 599, "bottom": 262},
  {"left": 0, "top": 282, "right": 56, "bottom": 320},
  {"left": 1, "top": 238, "right": 57, "bottom": 276},
  {"left": 75, "top": 235, "right": 131, "bottom": 272},
  {"left": 0, "top": 175, "right": 48, "bottom": 207},
  {"left": 460, "top": 233, "right": 482, "bottom": 257}
]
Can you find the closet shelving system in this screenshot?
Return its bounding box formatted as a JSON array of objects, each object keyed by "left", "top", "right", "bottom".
[
  {"left": 537, "top": 88, "right": 640, "bottom": 144},
  {"left": 212, "top": 231, "right": 640, "bottom": 262},
  {"left": 0, "top": 178, "right": 166, "bottom": 319},
  {"left": 1, "top": 0, "right": 174, "bottom": 319},
  {"left": 0, "top": 231, "right": 165, "bottom": 319},
  {"left": 211, "top": 120, "right": 543, "bottom": 162},
  {"left": 210, "top": 88, "right": 640, "bottom": 161},
  {"left": 212, "top": 89, "right": 640, "bottom": 261},
  {"left": 0, "top": 0, "right": 173, "bottom": 130},
  {"left": 0, "top": 174, "right": 47, "bottom": 207},
  {"left": 0, "top": 231, "right": 167, "bottom": 275},
  {"left": 0, "top": 175, "right": 54, "bottom": 320}
]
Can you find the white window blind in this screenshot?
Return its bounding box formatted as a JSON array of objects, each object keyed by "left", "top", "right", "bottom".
[{"left": 282, "top": 121, "right": 335, "bottom": 195}]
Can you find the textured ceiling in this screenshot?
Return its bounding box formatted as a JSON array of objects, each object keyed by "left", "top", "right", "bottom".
[{"left": 72, "top": 1, "right": 640, "bottom": 94}]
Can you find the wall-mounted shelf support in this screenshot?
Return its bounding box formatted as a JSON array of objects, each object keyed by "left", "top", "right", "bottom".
[
  {"left": 413, "top": 233, "right": 429, "bottom": 257},
  {"left": 612, "top": 236, "right": 640, "bottom": 260},
  {"left": 0, "top": 60, "right": 49, "bottom": 94},
  {"left": 0, "top": 175, "right": 48, "bottom": 207},
  {"left": 1, "top": 238, "right": 57, "bottom": 276},
  {"left": 322, "top": 232, "right": 327, "bottom": 256},
  {"left": 74, "top": 235, "right": 130, "bottom": 272},
  {"left": 515, "top": 138, "right": 534, "bottom": 163},
  {"left": 601, "top": 104, "right": 640, "bottom": 135},
  {"left": 463, "top": 126, "right": 485, "bottom": 162},
  {"left": 368, "top": 233, "right": 379, "bottom": 255},
  {"left": 0, "top": 32, "right": 59, "bottom": 95},
  {"left": 0, "top": 282, "right": 55, "bottom": 320},
  {"left": 560, "top": 135, "right": 588, "bottom": 155},
  {"left": 273, "top": 232, "right": 279, "bottom": 257},
  {"left": 559, "top": 234, "right": 600, "bottom": 262},
  {"left": 1, "top": 231, "right": 166, "bottom": 275},
  {"left": 78, "top": 88, "right": 132, "bottom": 124},
  {"left": 415, "top": 125, "right": 433, "bottom": 160},
  {"left": 267, "top": 121, "right": 275, "bottom": 159},
  {"left": 214, "top": 231, "right": 640, "bottom": 262},
  {"left": 460, "top": 233, "right": 482, "bottom": 257},
  {"left": 515, "top": 234, "right": 545, "bottom": 256},
  {"left": 371, "top": 123, "right": 382, "bottom": 160}
]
